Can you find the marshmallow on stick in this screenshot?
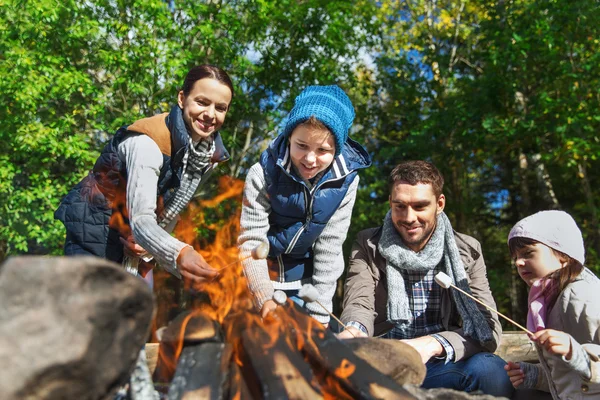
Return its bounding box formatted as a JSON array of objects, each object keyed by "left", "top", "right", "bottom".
[
  {"left": 218, "top": 242, "right": 269, "bottom": 271},
  {"left": 273, "top": 290, "right": 287, "bottom": 306},
  {"left": 298, "top": 284, "right": 356, "bottom": 337},
  {"left": 434, "top": 272, "right": 533, "bottom": 336}
]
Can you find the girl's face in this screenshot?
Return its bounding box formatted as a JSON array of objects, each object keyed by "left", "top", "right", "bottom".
[
  {"left": 512, "top": 242, "right": 566, "bottom": 287},
  {"left": 178, "top": 78, "right": 232, "bottom": 141},
  {"left": 289, "top": 125, "right": 335, "bottom": 181}
]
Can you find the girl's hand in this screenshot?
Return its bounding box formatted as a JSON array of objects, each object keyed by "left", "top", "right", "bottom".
[
  {"left": 504, "top": 361, "right": 525, "bottom": 388},
  {"left": 532, "top": 329, "right": 573, "bottom": 359},
  {"left": 261, "top": 299, "right": 278, "bottom": 318}
]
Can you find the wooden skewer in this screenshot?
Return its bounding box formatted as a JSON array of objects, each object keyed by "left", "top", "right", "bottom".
[
  {"left": 315, "top": 300, "right": 356, "bottom": 337},
  {"left": 435, "top": 272, "right": 533, "bottom": 336},
  {"left": 217, "top": 243, "right": 269, "bottom": 271},
  {"left": 297, "top": 284, "right": 357, "bottom": 338}
]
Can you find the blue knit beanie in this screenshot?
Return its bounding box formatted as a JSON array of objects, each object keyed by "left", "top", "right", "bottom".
[{"left": 282, "top": 85, "right": 355, "bottom": 156}]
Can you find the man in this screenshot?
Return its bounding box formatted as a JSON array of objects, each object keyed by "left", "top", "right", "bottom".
[{"left": 339, "top": 161, "right": 513, "bottom": 397}]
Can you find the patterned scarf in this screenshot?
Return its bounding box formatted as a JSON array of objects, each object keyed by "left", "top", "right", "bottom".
[
  {"left": 378, "top": 210, "right": 493, "bottom": 344},
  {"left": 157, "top": 137, "right": 214, "bottom": 228}
]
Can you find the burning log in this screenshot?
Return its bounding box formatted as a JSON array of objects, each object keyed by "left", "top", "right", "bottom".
[
  {"left": 239, "top": 326, "right": 322, "bottom": 399},
  {"left": 344, "top": 338, "right": 426, "bottom": 385},
  {"left": 279, "top": 305, "right": 416, "bottom": 400},
  {"left": 167, "top": 343, "right": 232, "bottom": 400},
  {"left": 153, "top": 310, "right": 222, "bottom": 385}
]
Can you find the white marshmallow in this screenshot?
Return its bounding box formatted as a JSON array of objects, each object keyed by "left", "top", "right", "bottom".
[
  {"left": 251, "top": 242, "right": 269, "bottom": 260},
  {"left": 434, "top": 272, "right": 453, "bottom": 289},
  {"left": 298, "top": 284, "right": 319, "bottom": 303},
  {"left": 273, "top": 290, "right": 287, "bottom": 305}
]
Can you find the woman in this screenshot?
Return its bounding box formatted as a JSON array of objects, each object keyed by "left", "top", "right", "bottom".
[{"left": 55, "top": 65, "right": 234, "bottom": 284}]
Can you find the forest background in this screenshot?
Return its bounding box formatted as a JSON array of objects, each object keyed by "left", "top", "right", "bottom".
[{"left": 2, "top": 0, "right": 599, "bottom": 329}]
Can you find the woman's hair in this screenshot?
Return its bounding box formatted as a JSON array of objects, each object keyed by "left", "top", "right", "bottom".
[
  {"left": 509, "top": 236, "right": 584, "bottom": 309},
  {"left": 181, "top": 65, "right": 235, "bottom": 100}
]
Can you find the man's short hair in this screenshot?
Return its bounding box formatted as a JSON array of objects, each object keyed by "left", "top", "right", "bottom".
[{"left": 389, "top": 161, "right": 444, "bottom": 198}]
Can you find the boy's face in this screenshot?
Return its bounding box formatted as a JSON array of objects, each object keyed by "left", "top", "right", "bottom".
[
  {"left": 289, "top": 125, "right": 335, "bottom": 180},
  {"left": 389, "top": 181, "right": 445, "bottom": 252},
  {"left": 512, "top": 242, "right": 565, "bottom": 287}
]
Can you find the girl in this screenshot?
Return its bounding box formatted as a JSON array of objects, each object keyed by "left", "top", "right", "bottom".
[
  {"left": 55, "top": 65, "right": 234, "bottom": 285},
  {"left": 505, "top": 210, "right": 600, "bottom": 399},
  {"left": 238, "top": 85, "right": 371, "bottom": 324}
]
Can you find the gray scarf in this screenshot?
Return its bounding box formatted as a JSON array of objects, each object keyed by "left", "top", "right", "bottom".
[
  {"left": 158, "top": 137, "right": 214, "bottom": 228},
  {"left": 378, "top": 210, "right": 493, "bottom": 344}
]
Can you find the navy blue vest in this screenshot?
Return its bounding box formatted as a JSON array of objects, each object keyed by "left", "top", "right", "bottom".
[
  {"left": 260, "top": 134, "right": 371, "bottom": 283},
  {"left": 55, "top": 105, "right": 229, "bottom": 262}
]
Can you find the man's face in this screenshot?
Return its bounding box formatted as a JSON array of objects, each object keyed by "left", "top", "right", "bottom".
[{"left": 389, "top": 181, "right": 445, "bottom": 252}]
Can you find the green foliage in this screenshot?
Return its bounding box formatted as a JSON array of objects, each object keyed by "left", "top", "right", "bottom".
[
  {"left": 2, "top": 0, "right": 600, "bottom": 324},
  {"left": 0, "top": 0, "right": 382, "bottom": 257}
]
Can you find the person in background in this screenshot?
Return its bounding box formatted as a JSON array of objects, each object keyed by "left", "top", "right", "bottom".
[
  {"left": 55, "top": 65, "right": 234, "bottom": 286},
  {"left": 238, "top": 85, "right": 371, "bottom": 325},
  {"left": 339, "top": 160, "right": 513, "bottom": 398},
  {"left": 505, "top": 210, "right": 600, "bottom": 399}
]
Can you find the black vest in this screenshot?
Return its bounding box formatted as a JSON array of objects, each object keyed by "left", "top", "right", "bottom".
[{"left": 55, "top": 105, "right": 229, "bottom": 262}]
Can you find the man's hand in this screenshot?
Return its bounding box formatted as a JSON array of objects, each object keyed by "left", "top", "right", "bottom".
[
  {"left": 400, "top": 336, "right": 444, "bottom": 364},
  {"left": 176, "top": 246, "right": 218, "bottom": 285},
  {"left": 261, "top": 299, "right": 278, "bottom": 318},
  {"left": 337, "top": 326, "right": 368, "bottom": 339},
  {"left": 532, "top": 329, "right": 573, "bottom": 359},
  {"left": 120, "top": 235, "right": 147, "bottom": 257},
  {"left": 504, "top": 361, "right": 525, "bottom": 388}
]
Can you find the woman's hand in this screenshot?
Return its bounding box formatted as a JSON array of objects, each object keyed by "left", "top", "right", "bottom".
[
  {"left": 504, "top": 361, "right": 525, "bottom": 388},
  {"left": 261, "top": 299, "right": 278, "bottom": 318},
  {"left": 120, "top": 235, "right": 147, "bottom": 257},
  {"left": 532, "top": 329, "right": 573, "bottom": 359},
  {"left": 176, "top": 246, "right": 218, "bottom": 284}
]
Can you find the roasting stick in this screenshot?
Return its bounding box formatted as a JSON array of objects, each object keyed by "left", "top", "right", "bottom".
[
  {"left": 218, "top": 242, "right": 269, "bottom": 271},
  {"left": 434, "top": 272, "right": 533, "bottom": 336},
  {"left": 299, "top": 284, "right": 357, "bottom": 338}
]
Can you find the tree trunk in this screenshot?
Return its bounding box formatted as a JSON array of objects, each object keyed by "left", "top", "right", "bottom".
[
  {"left": 530, "top": 153, "right": 560, "bottom": 209},
  {"left": 578, "top": 161, "right": 600, "bottom": 256}
]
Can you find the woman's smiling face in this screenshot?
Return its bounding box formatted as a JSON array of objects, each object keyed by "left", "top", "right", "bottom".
[{"left": 178, "top": 78, "right": 232, "bottom": 141}]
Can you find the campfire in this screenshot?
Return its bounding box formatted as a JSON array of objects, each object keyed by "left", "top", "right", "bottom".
[{"left": 148, "top": 177, "right": 416, "bottom": 399}]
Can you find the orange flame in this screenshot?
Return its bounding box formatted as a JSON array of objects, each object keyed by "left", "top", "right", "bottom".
[{"left": 155, "top": 175, "right": 362, "bottom": 397}]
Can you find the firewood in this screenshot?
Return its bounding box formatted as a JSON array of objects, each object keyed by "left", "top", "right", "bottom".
[
  {"left": 284, "top": 304, "right": 416, "bottom": 400},
  {"left": 153, "top": 311, "right": 222, "bottom": 384},
  {"left": 239, "top": 326, "right": 323, "bottom": 399},
  {"left": 167, "top": 343, "right": 232, "bottom": 400}
]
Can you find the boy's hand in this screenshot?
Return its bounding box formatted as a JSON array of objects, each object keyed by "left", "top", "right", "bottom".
[
  {"left": 532, "top": 329, "right": 573, "bottom": 359},
  {"left": 261, "top": 300, "right": 278, "bottom": 318},
  {"left": 504, "top": 361, "right": 524, "bottom": 388},
  {"left": 177, "top": 246, "right": 218, "bottom": 284}
]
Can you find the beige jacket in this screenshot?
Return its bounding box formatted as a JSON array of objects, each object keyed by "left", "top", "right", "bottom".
[
  {"left": 529, "top": 268, "right": 600, "bottom": 399},
  {"left": 340, "top": 227, "right": 502, "bottom": 361}
]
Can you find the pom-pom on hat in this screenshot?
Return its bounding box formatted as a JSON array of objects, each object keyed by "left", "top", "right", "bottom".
[
  {"left": 282, "top": 85, "right": 355, "bottom": 156},
  {"left": 508, "top": 210, "right": 585, "bottom": 265}
]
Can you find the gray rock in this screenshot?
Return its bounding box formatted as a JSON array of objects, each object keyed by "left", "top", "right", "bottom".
[{"left": 0, "top": 256, "right": 154, "bottom": 400}]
